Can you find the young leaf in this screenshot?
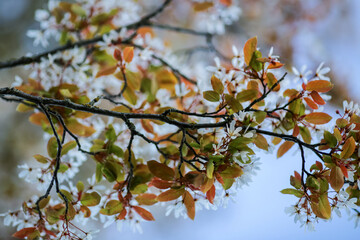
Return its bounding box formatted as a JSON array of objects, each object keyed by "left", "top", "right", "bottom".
[
  {"left": 304, "top": 112, "right": 332, "bottom": 125},
  {"left": 304, "top": 97, "right": 318, "bottom": 109},
  {"left": 206, "top": 185, "right": 216, "bottom": 204}
]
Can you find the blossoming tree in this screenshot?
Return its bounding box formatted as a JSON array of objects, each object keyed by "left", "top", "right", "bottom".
[{"left": 0, "top": 0, "right": 359, "bottom": 239}]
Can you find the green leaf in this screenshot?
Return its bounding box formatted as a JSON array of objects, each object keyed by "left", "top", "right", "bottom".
[
  {"left": 280, "top": 188, "right": 304, "bottom": 198},
  {"left": 105, "top": 124, "right": 117, "bottom": 143},
  {"left": 61, "top": 141, "right": 77, "bottom": 156},
  {"left": 324, "top": 131, "right": 337, "bottom": 148},
  {"left": 33, "top": 154, "right": 49, "bottom": 164},
  {"left": 100, "top": 200, "right": 123, "bottom": 215},
  {"left": 81, "top": 192, "right": 101, "bottom": 206},
  {"left": 76, "top": 181, "right": 84, "bottom": 192},
  {"left": 203, "top": 90, "right": 220, "bottom": 102},
  {"left": 299, "top": 126, "right": 311, "bottom": 144},
  {"left": 47, "top": 137, "right": 58, "bottom": 159},
  {"left": 206, "top": 160, "right": 214, "bottom": 179},
  {"left": 236, "top": 89, "right": 258, "bottom": 102},
  {"left": 211, "top": 75, "right": 224, "bottom": 94}
]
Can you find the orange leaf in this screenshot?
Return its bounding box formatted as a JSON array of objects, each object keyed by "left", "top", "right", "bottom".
[
  {"left": 243, "top": 36, "right": 257, "bottom": 66},
  {"left": 340, "top": 136, "right": 356, "bottom": 159},
  {"left": 157, "top": 188, "right": 185, "bottom": 202},
  {"left": 29, "top": 112, "right": 49, "bottom": 126},
  {"left": 193, "top": 2, "right": 214, "bottom": 11},
  {"left": 206, "top": 185, "right": 216, "bottom": 204},
  {"left": 306, "top": 80, "right": 333, "bottom": 93},
  {"left": 135, "top": 193, "right": 157, "bottom": 205},
  {"left": 96, "top": 65, "right": 117, "bottom": 78},
  {"left": 147, "top": 160, "right": 175, "bottom": 181},
  {"left": 132, "top": 206, "right": 155, "bottom": 221},
  {"left": 123, "top": 47, "right": 134, "bottom": 63},
  {"left": 12, "top": 227, "right": 37, "bottom": 239},
  {"left": 304, "top": 112, "right": 332, "bottom": 125},
  {"left": 304, "top": 97, "right": 318, "bottom": 109},
  {"left": 183, "top": 190, "right": 195, "bottom": 220},
  {"left": 267, "top": 61, "right": 284, "bottom": 69},
  {"left": 310, "top": 91, "right": 325, "bottom": 105},
  {"left": 277, "top": 141, "right": 295, "bottom": 158},
  {"left": 293, "top": 125, "right": 300, "bottom": 137}
]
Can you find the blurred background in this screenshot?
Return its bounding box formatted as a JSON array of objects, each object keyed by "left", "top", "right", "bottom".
[{"left": 0, "top": 0, "right": 359, "bottom": 239}]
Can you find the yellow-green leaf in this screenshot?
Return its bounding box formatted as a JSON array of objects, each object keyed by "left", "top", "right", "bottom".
[
  {"left": 340, "top": 136, "right": 356, "bottom": 159},
  {"left": 329, "top": 166, "right": 344, "bottom": 192},
  {"left": 203, "top": 90, "right": 220, "bottom": 102}
]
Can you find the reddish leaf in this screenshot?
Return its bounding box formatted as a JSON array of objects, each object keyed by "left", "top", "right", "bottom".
[
  {"left": 183, "top": 190, "right": 195, "bottom": 220},
  {"left": 304, "top": 97, "right": 318, "bottom": 110},
  {"left": 340, "top": 165, "right": 348, "bottom": 178},
  {"left": 12, "top": 227, "right": 37, "bottom": 239},
  {"left": 132, "top": 206, "right": 155, "bottom": 221},
  {"left": 243, "top": 36, "right": 257, "bottom": 66},
  {"left": 113, "top": 48, "right": 122, "bottom": 61},
  {"left": 149, "top": 178, "right": 173, "bottom": 189},
  {"left": 310, "top": 91, "right": 325, "bottom": 105},
  {"left": 306, "top": 80, "right": 333, "bottom": 93},
  {"left": 277, "top": 141, "right": 295, "bottom": 158},
  {"left": 304, "top": 112, "right": 332, "bottom": 125},
  {"left": 117, "top": 208, "right": 127, "bottom": 220},
  {"left": 147, "top": 160, "right": 175, "bottom": 181}
]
